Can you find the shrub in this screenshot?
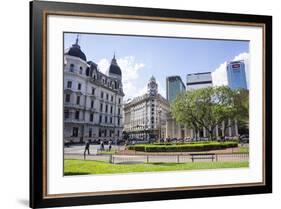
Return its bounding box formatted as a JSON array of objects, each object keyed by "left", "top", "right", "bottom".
[{"left": 128, "top": 141, "right": 238, "bottom": 152}]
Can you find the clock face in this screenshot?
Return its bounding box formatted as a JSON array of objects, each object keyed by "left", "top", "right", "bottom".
[{"left": 150, "top": 83, "right": 156, "bottom": 88}]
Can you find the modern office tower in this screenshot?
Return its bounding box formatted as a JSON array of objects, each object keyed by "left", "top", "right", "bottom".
[
  {"left": 186, "top": 72, "right": 213, "bottom": 90},
  {"left": 227, "top": 60, "right": 247, "bottom": 90},
  {"left": 166, "top": 76, "right": 186, "bottom": 102}
]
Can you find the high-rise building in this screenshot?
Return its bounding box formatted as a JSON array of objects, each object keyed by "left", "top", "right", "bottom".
[
  {"left": 63, "top": 36, "right": 124, "bottom": 143},
  {"left": 186, "top": 72, "right": 213, "bottom": 90},
  {"left": 166, "top": 76, "right": 186, "bottom": 102},
  {"left": 227, "top": 60, "right": 247, "bottom": 90},
  {"left": 124, "top": 76, "right": 170, "bottom": 140}
]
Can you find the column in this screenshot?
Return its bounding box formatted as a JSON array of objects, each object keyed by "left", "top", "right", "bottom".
[
  {"left": 165, "top": 120, "right": 169, "bottom": 138},
  {"left": 222, "top": 121, "right": 225, "bottom": 137},
  {"left": 234, "top": 119, "right": 239, "bottom": 136},
  {"left": 172, "top": 120, "right": 175, "bottom": 138},
  {"left": 203, "top": 127, "right": 207, "bottom": 138},
  {"left": 215, "top": 125, "right": 219, "bottom": 139},
  {"left": 228, "top": 118, "right": 232, "bottom": 137}
]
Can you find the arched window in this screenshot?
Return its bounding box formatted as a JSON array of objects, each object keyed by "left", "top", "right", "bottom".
[
  {"left": 79, "top": 66, "right": 83, "bottom": 74},
  {"left": 86, "top": 67, "right": 90, "bottom": 76},
  {"left": 70, "top": 64, "right": 74, "bottom": 72}
]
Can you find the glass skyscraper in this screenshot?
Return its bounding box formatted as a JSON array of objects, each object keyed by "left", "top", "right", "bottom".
[
  {"left": 166, "top": 76, "right": 186, "bottom": 102},
  {"left": 226, "top": 60, "right": 247, "bottom": 90}
]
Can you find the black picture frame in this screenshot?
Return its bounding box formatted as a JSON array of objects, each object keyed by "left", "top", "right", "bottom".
[{"left": 30, "top": 1, "right": 272, "bottom": 208}]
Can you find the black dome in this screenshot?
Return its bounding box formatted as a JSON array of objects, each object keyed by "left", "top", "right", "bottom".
[
  {"left": 65, "top": 41, "right": 86, "bottom": 61},
  {"left": 109, "top": 55, "right": 122, "bottom": 76}
]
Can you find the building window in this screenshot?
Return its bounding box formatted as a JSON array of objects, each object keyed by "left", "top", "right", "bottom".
[
  {"left": 64, "top": 110, "right": 69, "bottom": 119},
  {"left": 111, "top": 95, "right": 113, "bottom": 102},
  {"left": 90, "top": 113, "right": 94, "bottom": 122},
  {"left": 117, "top": 130, "right": 120, "bottom": 137},
  {"left": 70, "top": 64, "right": 74, "bottom": 72},
  {"left": 110, "top": 106, "right": 113, "bottom": 114},
  {"left": 67, "top": 81, "right": 72, "bottom": 88},
  {"left": 91, "top": 100, "right": 94, "bottom": 108},
  {"left": 110, "top": 117, "right": 112, "bottom": 124},
  {"left": 65, "top": 94, "right": 70, "bottom": 102},
  {"left": 105, "top": 104, "right": 108, "bottom": 113},
  {"left": 79, "top": 66, "right": 83, "bottom": 74},
  {"left": 118, "top": 118, "right": 120, "bottom": 126},
  {"left": 72, "top": 127, "right": 78, "bottom": 137},
  {"left": 75, "top": 111, "right": 79, "bottom": 120},
  {"left": 76, "top": 96, "right": 80, "bottom": 105},
  {"left": 101, "top": 91, "right": 104, "bottom": 99},
  {"left": 118, "top": 98, "right": 121, "bottom": 104},
  {"left": 92, "top": 87, "right": 95, "bottom": 95},
  {"left": 100, "top": 103, "right": 103, "bottom": 112},
  {"left": 78, "top": 83, "right": 81, "bottom": 90},
  {"left": 89, "top": 128, "right": 92, "bottom": 137},
  {"left": 105, "top": 116, "right": 108, "bottom": 123},
  {"left": 106, "top": 93, "right": 109, "bottom": 100},
  {"left": 99, "top": 115, "right": 102, "bottom": 123},
  {"left": 118, "top": 108, "right": 120, "bottom": 115}
]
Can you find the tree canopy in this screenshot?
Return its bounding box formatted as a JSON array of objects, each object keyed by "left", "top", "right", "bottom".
[{"left": 171, "top": 86, "right": 249, "bottom": 140}]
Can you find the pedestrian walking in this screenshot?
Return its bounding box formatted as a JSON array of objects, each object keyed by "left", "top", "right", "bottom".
[
  {"left": 84, "top": 140, "right": 90, "bottom": 159},
  {"left": 108, "top": 140, "right": 112, "bottom": 152},
  {"left": 100, "top": 140, "right": 104, "bottom": 151}
]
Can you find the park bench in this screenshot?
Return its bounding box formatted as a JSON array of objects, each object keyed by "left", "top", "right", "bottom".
[{"left": 190, "top": 153, "right": 216, "bottom": 162}]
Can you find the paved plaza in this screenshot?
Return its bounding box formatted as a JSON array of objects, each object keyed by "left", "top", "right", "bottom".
[{"left": 64, "top": 144, "right": 249, "bottom": 164}]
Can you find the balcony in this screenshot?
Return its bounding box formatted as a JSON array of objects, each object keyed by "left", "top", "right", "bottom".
[
  {"left": 64, "top": 103, "right": 85, "bottom": 110},
  {"left": 64, "top": 118, "right": 85, "bottom": 124}
]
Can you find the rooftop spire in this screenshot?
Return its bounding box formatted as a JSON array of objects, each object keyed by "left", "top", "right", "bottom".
[
  {"left": 75, "top": 34, "right": 79, "bottom": 45},
  {"left": 111, "top": 52, "right": 117, "bottom": 64}
]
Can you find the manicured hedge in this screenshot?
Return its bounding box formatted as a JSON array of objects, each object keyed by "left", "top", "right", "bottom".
[{"left": 127, "top": 141, "right": 238, "bottom": 152}]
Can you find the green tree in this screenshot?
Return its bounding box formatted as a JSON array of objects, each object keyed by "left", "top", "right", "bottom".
[{"left": 171, "top": 86, "right": 248, "bottom": 140}]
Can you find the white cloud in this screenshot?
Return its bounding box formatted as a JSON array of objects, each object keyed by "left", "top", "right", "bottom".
[
  {"left": 212, "top": 52, "right": 250, "bottom": 88},
  {"left": 157, "top": 81, "right": 166, "bottom": 98},
  {"left": 97, "top": 56, "right": 145, "bottom": 100},
  {"left": 211, "top": 61, "right": 228, "bottom": 86},
  {"left": 97, "top": 58, "right": 110, "bottom": 74}
]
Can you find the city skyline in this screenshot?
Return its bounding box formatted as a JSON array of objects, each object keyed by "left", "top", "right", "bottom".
[{"left": 64, "top": 33, "right": 249, "bottom": 100}]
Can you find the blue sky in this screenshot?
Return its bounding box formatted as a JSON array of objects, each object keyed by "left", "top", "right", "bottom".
[{"left": 64, "top": 33, "right": 249, "bottom": 100}]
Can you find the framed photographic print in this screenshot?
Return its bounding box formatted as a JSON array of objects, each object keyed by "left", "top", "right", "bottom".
[{"left": 30, "top": 0, "right": 272, "bottom": 208}]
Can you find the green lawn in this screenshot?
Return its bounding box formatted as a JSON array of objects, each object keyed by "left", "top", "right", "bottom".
[
  {"left": 234, "top": 146, "right": 249, "bottom": 154},
  {"left": 64, "top": 159, "right": 249, "bottom": 176}
]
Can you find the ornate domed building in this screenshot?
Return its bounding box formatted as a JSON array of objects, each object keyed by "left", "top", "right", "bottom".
[
  {"left": 108, "top": 54, "right": 122, "bottom": 79},
  {"left": 65, "top": 37, "right": 87, "bottom": 61},
  {"left": 63, "top": 36, "right": 124, "bottom": 144},
  {"left": 123, "top": 76, "right": 170, "bottom": 141}
]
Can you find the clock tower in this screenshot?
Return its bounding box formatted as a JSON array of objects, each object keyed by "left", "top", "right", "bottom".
[{"left": 147, "top": 75, "right": 158, "bottom": 97}]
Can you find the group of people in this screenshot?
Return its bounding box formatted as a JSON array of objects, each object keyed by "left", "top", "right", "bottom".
[{"left": 84, "top": 140, "right": 113, "bottom": 156}]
